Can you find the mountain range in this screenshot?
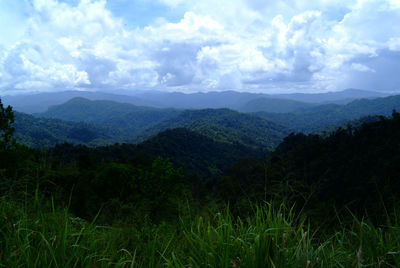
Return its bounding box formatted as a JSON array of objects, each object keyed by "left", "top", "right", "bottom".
[
  {"left": 3, "top": 88, "right": 389, "bottom": 114},
  {"left": 256, "top": 94, "right": 400, "bottom": 133},
  {"left": 35, "top": 98, "right": 289, "bottom": 150},
  {"left": 5, "top": 89, "right": 400, "bottom": 152}
]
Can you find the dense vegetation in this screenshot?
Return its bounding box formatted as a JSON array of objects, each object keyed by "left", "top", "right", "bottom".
[
  {"left": 13, "top": 111, "right": 124, "bottom": 148},
  {"left": 37, "top": 97, "right": 180, "bottom": 140},
  {"left": 256, "top": 94, "right": 400, "bottom": 133},
  {"left": 13, "top": 93, "right": 400, "bottom": 150},
  {"left": 48, "top": 128, "right": 263, "bottom": 178},
  {"left": 1, "top": 97, "right": 400, "bottom": 267},
  {"left": 238, "top": 97, "right": 315, "bottom": 113},
  {"left": 135, "top": 108, "right": 289, "bottom": 150},
  {"left": 221, "top": 111, "right": 400, "bottom": 221},
  {"left": 33, "top": 98, "right": 289, "bottom": 150}
]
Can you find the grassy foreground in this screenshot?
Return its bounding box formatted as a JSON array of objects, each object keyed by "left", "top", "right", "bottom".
[{"left": 1, "top": 194, "right": 400, "bottom": 267}]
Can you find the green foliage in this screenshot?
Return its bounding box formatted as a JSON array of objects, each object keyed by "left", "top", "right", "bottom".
[
  {"left": 47, "top": 128, "right": 263, "bottom": 179},
  {"left": 138, "top": 108, "right": 289, "bottom": 150},
  {"left": 239, "top": 97, "right": 315, "bottom": 113},
  {"left": 0, "top": 196, "right": 137, "bottom": 267},
  {"left": 37, "top": 97, "right": 180, "bottom": 139},
  {"left": 13, "top": 112, "right": 123, "bottom": 148},
  {"left": 256, "top": 94, "right": 400, "bottom": 133},
  {"left": 18, "top": 98, "right": 290, "bottom": 151},
  {"left": 1, "top": 197, "right": 400, "bottom": 267},
  {"left": 0, "top": 98, "right": 15, "bottom": 149},
  {"left": 220, "top": 112, "right": 400, "bottom": 222}
]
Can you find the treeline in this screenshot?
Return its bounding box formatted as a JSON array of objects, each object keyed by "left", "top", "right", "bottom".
[{"left": 220, "top": 111, "right": 400, "bottom": 222}]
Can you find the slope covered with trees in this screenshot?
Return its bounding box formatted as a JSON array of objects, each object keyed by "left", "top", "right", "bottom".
[
  {"left": 37, "top": 98, "right": 290, "bottom": 150},
  {"left": 49, "top": 128, "right": 263, "bottom": 178},
  {"left": 221, "top": 111, "right": 400, "bottom": 220},
  {"left": 137, "top": 108, "right": 290, "bottom": 150},
  {"left": 13, "top": 112, "right": 122, "bottom": 148},
  {"left": 37, "top": 97, "right": 180, "bottom": 139},
  {"left": 256, "top": 94, "right": 400, "bottom": 133},
  {"left": 238, "top": 97, "right": 315, "bottom": 113}
]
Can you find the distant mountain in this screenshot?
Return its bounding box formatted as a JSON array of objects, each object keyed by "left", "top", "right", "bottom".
[
  {"left": 4, "top": 88, "right": 389, "bottom": 114},
  {"left": 2, "top": 91, "right": 150, "bottom": 113},
  {"left": 271, "top": 88, "right": 389, "bottom": 104},
  {"left": 238, "top": 97, "right": 315, "bottom": 113},
  {"left": 136, "top": 108, "right": 290, "bottom": 150},
  {"left": 36, "top": 98, "right": 290, "bottom": 149},
  {"left": 133, "top": 90, "right": 266, "bottom": 109},
  {"left": 117, "top": 88, "right": 391, "bottom": 108},
  {"left": 13, "top": 112, "right": 121, "bottom": 148},
  {"left": 255, "top": 94, "right": 400, "bottom": 133},
  {"left": 37, "top": 97, "right": 180, "bottom": 139}
]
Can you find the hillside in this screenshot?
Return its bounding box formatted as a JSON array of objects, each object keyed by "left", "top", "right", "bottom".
[
  {"left": 255, "top": 94, "right": 400, "bottom": 133},
  {"left": 36, "top": 98, "right": 290, "bottom": 150},
  {"left": 136, "top": 108, "right": 290, "bottom": 150},
  {"left": 133, "top": 88, "right": 389, "bottom": 108},
  {"left": 37, "top": 97, "right": 180, "bottom": 139},
  {"left": 49, "top": 128, "right": 262, "bottom": 178},
  {"left": 13, "top": 112, "right": 121, "bottom": 148},
  {"left": 271, "top": 88, "right": 389, "bottom": 103},
  {"left": 258, "top": 111, "right": 400, "bottom": 213},
  {"left": 2, "top": 91, "right": 150, "bottom": 113},
  {"left": 238, "top": 97, "right": 315, "bottom": 113}
]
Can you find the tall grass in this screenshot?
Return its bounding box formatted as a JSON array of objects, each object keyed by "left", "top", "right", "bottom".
[{"left": 1, "top": 194, "right": 400, "bottom": 267}]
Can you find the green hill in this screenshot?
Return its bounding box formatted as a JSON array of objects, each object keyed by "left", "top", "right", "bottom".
[
  {"left": 255, "top": 94, "right": 400, "bottom": 133},
  {"left": 50, "top": 128, "right": 263, "bottom": 178},
  {"left": 38, "top": 98, "right": 290, "bottom": 150},
  {"left": 13, "top": 112, "right": 121, "bottom": 148},
  {"left": 238, "top": 97, "right": 315, "bottom": 113},
  {"left": 136, "top": 108, "right": 290, "bottom": 150},
  {"left": 37, "top": 97, "right": 180, "bottom": 139}
]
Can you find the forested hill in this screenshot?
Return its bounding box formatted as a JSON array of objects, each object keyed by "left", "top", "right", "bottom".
[
  {"left": 49, "top": 128, "right": 263, "bottom": 178},
  {"left": 37, "top": 98, "right": 290, "bottom": 150},
  {"left": 238, "top": 97, "right": 315, "bottom": 113},
  {"left": 2, "top": 91, "right": 149, "bottom": 113},
  {"left": 136, "top": 108, "right": 290, "bottom": 150},
  {"left": 13, "top": 112, "right": 122, "bottom": 148},
  {"left": 255, "top": 94, "right": 400, "bottom": 133},
  {"left": 37, "top": 97, "right": 180, "bottom": 137}
]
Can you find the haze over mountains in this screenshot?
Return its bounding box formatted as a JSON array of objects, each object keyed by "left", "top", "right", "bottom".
[
  {"left": 256, "top": 94, "right": 400, "bottom": 133},
  {"left": 3, "top": 88, "right": 389, "bottom": 114},
  {"left": 3, "top": 88, "right": 399, "bottom": 152}
]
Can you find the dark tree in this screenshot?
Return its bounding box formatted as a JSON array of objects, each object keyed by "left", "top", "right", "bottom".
[{"left": 0, "top": 98, "right": 15, "bottom": 149}]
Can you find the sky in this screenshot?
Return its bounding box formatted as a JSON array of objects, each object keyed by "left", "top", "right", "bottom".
[{"left": 0, "top": 0, "right": 400, "bottom": 95}]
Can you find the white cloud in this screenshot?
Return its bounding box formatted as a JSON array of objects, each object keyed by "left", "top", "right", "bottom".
[
  {"left": 351, "top": 63, "right": 376, "bottom": 72},
  {"left": 0, "top": 0, "right": 399, "bottom": 94},
  {"left": 388, "top": 37, "right": 400, "bottom": 51}
]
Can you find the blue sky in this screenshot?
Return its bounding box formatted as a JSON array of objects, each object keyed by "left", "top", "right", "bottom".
[{"left": 1, "top": 0, "right": 400, "bottom": 95}]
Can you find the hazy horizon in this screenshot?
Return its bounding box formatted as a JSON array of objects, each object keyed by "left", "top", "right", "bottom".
[
  {"left": 1, "top": 87, "right": 394, "bottom": 98},
  {"left": 1, "top": 0, "right": 400, "bottom": 95}
]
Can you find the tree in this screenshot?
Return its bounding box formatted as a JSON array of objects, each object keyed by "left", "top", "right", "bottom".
[{"left": 0, "top": 97, "right": 15, "bottom": 149}]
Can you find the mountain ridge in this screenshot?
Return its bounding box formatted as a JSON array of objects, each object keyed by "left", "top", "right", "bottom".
[{"left": 3, "top": 88, "right": 390, "bottom": 113}]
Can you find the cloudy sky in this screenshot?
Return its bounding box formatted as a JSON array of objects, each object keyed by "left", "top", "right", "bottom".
[{"left": 0, "top": 0, "right": 400, "bottom": 95}]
